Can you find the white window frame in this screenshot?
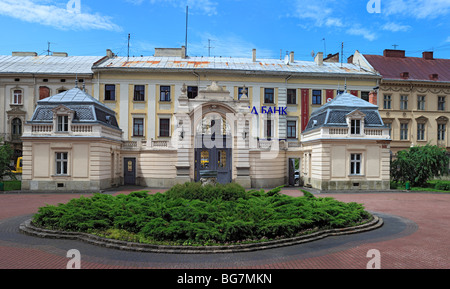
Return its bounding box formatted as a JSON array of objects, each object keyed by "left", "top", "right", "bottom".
[
  {"left": 55, "top": 152, "right": 68, "bottom": 176},
  {"left": 350, "top": 153, "right": 362, "bottom": 175},
  {"left": 12, "top": 89, "right": 23, "bottom": 105},
  {"left": 57, "top": 115, "right": 69, "bottom": 132}
]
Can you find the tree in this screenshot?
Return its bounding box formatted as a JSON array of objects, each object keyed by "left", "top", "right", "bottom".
[
  {"left": 391, "top": 144, "right": 449, "bottom": 187},
  {"left": 0, "top": 142, "right": 15, "bottom": 180}
]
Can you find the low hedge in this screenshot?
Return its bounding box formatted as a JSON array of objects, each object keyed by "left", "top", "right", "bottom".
[
  {"left": 32, "top": 182, "right": 371, "bottom": 246},
  {"left": 0, "top": 180, "right": 21, "bottom": 191}
]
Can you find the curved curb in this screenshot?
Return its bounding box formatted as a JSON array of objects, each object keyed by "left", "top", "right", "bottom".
[{"left": 19, "top": 214, "right": 383, "bottom": 254}]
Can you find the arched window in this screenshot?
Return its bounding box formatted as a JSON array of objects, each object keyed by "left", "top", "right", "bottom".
[
  {"left": 39, "top": 86, "right": 50, "bottom": 100},
  {"left": 11, "top": 118, "right": 22, "bottom": 136}
]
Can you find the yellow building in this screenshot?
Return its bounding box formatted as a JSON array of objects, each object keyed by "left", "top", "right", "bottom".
[{"left": 358, "top": 49, "right": 450, "bottom": 154}]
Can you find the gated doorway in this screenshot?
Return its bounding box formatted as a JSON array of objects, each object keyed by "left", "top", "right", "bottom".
[
  {"left": 123, "top": 158, "right": 136, "bottom": 185},
  {"left": 194, "top": 135, "right": 232, "bottom": 184}
]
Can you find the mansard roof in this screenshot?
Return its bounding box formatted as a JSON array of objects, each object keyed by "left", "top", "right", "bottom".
[
  {"left": 303, "top": 91, "right": 384, "bottom": 133},
  {"left": 29, "top": 87, "right": 120, "bottom": 129}
]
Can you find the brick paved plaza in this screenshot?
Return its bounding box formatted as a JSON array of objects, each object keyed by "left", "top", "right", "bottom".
[{"left": 0, "top": 188, "right": 449, "bottom": 269}]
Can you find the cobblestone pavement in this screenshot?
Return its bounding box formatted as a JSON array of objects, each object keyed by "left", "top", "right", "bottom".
[{"left": 0, "top": 187, "right": 449, "bottom": 269}]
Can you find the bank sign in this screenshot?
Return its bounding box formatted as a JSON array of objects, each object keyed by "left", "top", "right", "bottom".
[{"left": 249, "top": 106, "right": 287, "bottom": 115}]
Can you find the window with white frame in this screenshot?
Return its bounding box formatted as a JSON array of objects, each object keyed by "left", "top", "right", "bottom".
[
  {"left": 417, "top": 123, "right": 425, "bottom": 141},
  {"left": 12, "top": 89, "right": 23, "bottom": 105},
  {"left": 438, "top": 124, "right": 446, "bottom": 141},
  {"left": 287, "top": 120, "right": 296, "bottom": 138},
  {"left": 57, "top": 115, "right": 69, "bottom": 132},
  {"left": 350, "top": 154, "right": 362, "bottom": 175},
  {"left": 55, "top": 152, "right": 68, "bottom": 175},
  {"left": 400, "top": 122, "right": 409, "bottom": 140},
  {"left": 351, "top": 119, "right": 361, "bottom": 135}
]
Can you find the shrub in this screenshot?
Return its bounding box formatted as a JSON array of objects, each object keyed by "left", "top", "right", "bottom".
[{"left": 434, "top": 180, "right": 450, "bottom": 191}]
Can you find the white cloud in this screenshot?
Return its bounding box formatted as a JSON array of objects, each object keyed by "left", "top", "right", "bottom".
[
  {"left": 347, "top": 25, "right": 377, "bottom": 41},
  {"left": 0, "top": 0, "right": 122, "bottom": 31},
  {"left": 382, "top": 22, "right": 411, "bottom": 32},
  {"left": 290, "top": 0, "right": 344, "bottom": 28},
  {"left": 384, "top": 0, "right": 450, "bottom": 19}
]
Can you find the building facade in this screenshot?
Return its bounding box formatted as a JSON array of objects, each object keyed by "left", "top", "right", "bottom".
[{"left": 357, "top": 49, "right": 450, "bottom": 154}]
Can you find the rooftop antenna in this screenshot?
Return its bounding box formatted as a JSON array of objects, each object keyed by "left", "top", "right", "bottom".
[
  {"left": 322, "top": 38, "right": 326, "bottom": 57},
  {"left": 341, "top": 42, "right": 344, "bottom": 67},
  {"left": 45, "top": 41, "right": 53, "bottom": 56},
  {"left": 185, "top": 6, "right": 189, "bottom": 56},
  {"left": 207, "top": 39, "right": 215, "bottom": 57},
  {"left": 392, "top": 44, "right": 399, "bottom": 50},
  {"left": 127, "top": 34, "right": 131, "bottom": 61}
]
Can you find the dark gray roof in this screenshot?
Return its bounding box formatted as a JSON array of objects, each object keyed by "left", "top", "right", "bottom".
[
  {"left": 29, "top": 87, "right": 119, "bottom": 129},
  {"left": 303, "top": 91, "right": 384, "bottom": 133}
]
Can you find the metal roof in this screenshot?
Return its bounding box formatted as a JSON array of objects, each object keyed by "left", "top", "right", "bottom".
[
  {"left": 364, "top": 54, "right": 450, "bottom": 82},
  {"left": 0, "top": 55, "right": 102, "bottom": 75},
  {"left": 93, "top": 56, "right": 380, "bottom": 77}
]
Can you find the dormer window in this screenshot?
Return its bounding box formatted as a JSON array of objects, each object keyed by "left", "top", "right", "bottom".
[
  {"left": 57, "top": 115, "right": 69, "bottom": 132},
  {"left": 351, "top": 119, "right": 361, "bottom": 135}
]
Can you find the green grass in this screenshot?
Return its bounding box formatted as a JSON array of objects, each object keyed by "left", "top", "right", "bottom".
[
  {"left": 391, "top": 180, "right": 450, "bottom": 193},
  {"left": 32, "top": 182, "right": 372, "bottom": 246}
]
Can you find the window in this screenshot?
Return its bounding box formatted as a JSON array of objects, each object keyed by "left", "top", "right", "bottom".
[
  {"left": 218, "top": 150, "right": 227, "bottom": 168},
  {"left": 39, "top": 86, "right": 50, "bottom": 100},
  {"left": 133, "top": 118, "right": 144, "bottom": 137},
  {"left": 361, "top": 91, "right": 370, "bottom": 102},
  {"left": 438, "top": 124, "right": 446, "bottom": 141},
  {"left": 383, "top": 95, "right": 391, "bottom": 109},
  {"left": 160, "top": 86, "right": 171, "bottom": 102},
  {"left": 264, "top": 88, "right": 274, "bottom": 104},
  {"left": 57, "top": 115, "right": 69, "bottom": 132},
  {"left": 438, "top": 96, "right": 446, "bottom": 111},
  {"left": 400, "top": 123, "right": 409, "bottom": 140},
  {"left": 385, "top": 123, "right": 392, "bottom": 137},
  {"left": 105, "top": 85, "right": 116, "bottom": 101},
  {"left": 351, "top": 119, "right": 361, "bottom": 135},
  {"left": 12, "top": 90, "right": 23, "bottom": 105},
  {"left": 417, "top": 95, "right": 426, "bottom": 110},
  {"left": 417, "top": 123, "right": 425, "bottom": 141},
  {"left": 265, "top": 119, "right": 273, "bottom": 138},
  {"left": 287, "top": 89, "right": 297, "bottom": 104},
  {"left": 238, "top": 87, "right": 248, "bottom": 100},
  {"left": 312, "top": 90, "right": 322, "bottom": 105},
  {"left": 133, "top": 85, "right": 145, "bottom": 101},
  {"left": 11, "top": 118, "right": 22, "bottom": 136},
  {"left": 350, "top": 154, "right": 362, "bottom": 175},
  {"left": 55, "top": 152, "right": 68, "bottom": 175},
  {"left": 400, "top": 95, "right": 408, "bottom": 110},
  {"left": 287, "top": 121, "right": 297, "bottom": 138},
  {"left": 160, "top": 118, "right": 170, "bottom": 137},
  {"left": 188, "top": 86, "right": 198, "bottom": 99}
]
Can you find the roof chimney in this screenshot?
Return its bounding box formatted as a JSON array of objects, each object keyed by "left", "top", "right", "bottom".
[
  {"left": 383, "top": 49, "right": 405, "bottom": 58},
  {"left": 181, "top": 46, "right": 187, "bottom": 59},
  {"left": 422, "top": 51, "right": 433, "bottom": 60},
  {"left": 252, "top": 49, "right": 256, "bottom": 62},
  {"left": 289, "top": 51, "right": 294, "bottom": 63},
  {"left": 429, "top": 73, "right": 439, "bottom": 81},
  {"left": 315, "top": 52, "right": 323, "bottom": 66},
  {"left": 106, "top": 49, "right": 114, "bottom": 58},
  {"left": 12, "top": 52, "right": 37, "bottom": 56},
  {"left": 400, "top": 72, "right": 409, "bottom": 79}
]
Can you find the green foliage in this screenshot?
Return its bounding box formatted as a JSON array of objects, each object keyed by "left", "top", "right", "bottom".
[
  {"left": 434, "top": 180, "right": 450, "bottom": 191},
  {"left": 391, "top": 144, "right": 449, "bottom": 187},
  {"left": 32, "top": 183, "right": 371, "bottom": 246},
  {"left": 0, "top": 143, "right": 14, "bottom": 179},
  {"left": 1, "top": 180, "right": 21, "bottom": 191}
]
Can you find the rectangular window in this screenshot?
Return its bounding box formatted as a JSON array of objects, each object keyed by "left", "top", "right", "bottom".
[
  {"left": 287, "top": 121, "right": 296, "bottom": 138},
  {"left": 13, "top": 90, "right": 23, "bottom": 105},
  {"left": 312, "top": 90, "right": 322, "bottom": 105},
  {"left": 417, "top": 123, "right": 425, "bottom": 141},
  {"left": 361, "top": 91, "right": 370, "bottom": 102},
  {"left": 386, "top": 123, "right": 392, "bottom": 137},
  {"left": 438, "top": 96, "right": 446, "bottom": 111},
  {"left": 104, "top": 85, "right": 116, "bottom": 101},
  {"left": 417, "top": 95, "right": 426, "bottom": 110},
  {"left": 350, "top": 154, "right": 362, "bottom": 175},
  {"left": 265, "top": 119, "right": 273, "bottom": 138},
  {"left": 133, "top": 118, "right": 144, "bottom": 137},
  {"left": 188, "top": 86, "right": 198, "bottom": 99},
  {"left": 400, "top": 95, "right": 408, "bottom": 110},
  {"left": 133, "top": 85, "right": 145, "bottom": 101},
  {"left": 57, "top": 115, "right": 69, "bottom": 132},
  {"left": 287, "top": 89, "right": 297, "bottom": 104},
  {"left": 264, "top": 88, "right": 274, "bottom": 104},
  {"left": 400, "top": 123, "right": 409, "bottom": 140},
  {"left": 438, "top": 124, "right": 446, "bottom": 141},
  {"left": 55, "top": 152, "right": 68, "bottom": 175},
  {"left": 160, "top": 86, "right": 171, "bottom": 102},
  {"left": 160, "top": 118, "right": 170, "bottom": 137},
  {"left": 351, "top": 119, "right": 361, "bottom": 135},
  {"left": 383, "top": 95, "right": 391, "bottom": 109}
]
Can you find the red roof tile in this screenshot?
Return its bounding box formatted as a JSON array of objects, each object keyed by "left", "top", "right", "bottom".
[{"left": 364, "top": 52, "right": 450, "bottom": 82}]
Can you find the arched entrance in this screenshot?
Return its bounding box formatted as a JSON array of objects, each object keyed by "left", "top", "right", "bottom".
[{"left": 194, "top": 112, "right": 233, "bottom": 184}]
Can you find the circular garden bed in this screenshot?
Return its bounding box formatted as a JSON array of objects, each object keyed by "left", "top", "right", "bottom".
[{"left": 21, "top": 183, "right": 382, "bottom": 253}]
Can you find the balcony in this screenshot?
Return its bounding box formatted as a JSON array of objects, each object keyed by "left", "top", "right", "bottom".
[{"left": 122, "top": 139, "right": 173, "bottom": 151}]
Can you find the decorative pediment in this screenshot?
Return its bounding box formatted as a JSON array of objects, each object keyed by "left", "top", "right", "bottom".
[
  {"left": 197, "top": 81, "right": 233, "bottom": 101},
  {"left": 415, "top": 116, "right": 428, "bottom": 123},
  {"left": 436, "top": 116, "right": 449, "bottom": 124},
  {"left": 51, "top": 104, "right": 74, "bottom": 115},
  {"left": 346, "top": 109, "right": 366, "bottom": 119}
]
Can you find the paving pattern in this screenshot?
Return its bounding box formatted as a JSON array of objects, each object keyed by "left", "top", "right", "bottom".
[{"left": 0, "top": 188, "right": 449, "bottom": 269}]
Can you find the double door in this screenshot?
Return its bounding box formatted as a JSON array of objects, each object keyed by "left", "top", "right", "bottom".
[{"left": 195, "top": 135, "right": 232, "bottom": 184}]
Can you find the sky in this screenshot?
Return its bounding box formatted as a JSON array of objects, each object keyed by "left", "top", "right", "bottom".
[{"left": 0, "top": 0, "right": 449, "bottom": 61}]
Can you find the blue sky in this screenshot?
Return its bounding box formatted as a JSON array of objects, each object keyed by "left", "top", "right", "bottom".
[{"left": 0, "top": 0, "right": 449, "bottom": 60}]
